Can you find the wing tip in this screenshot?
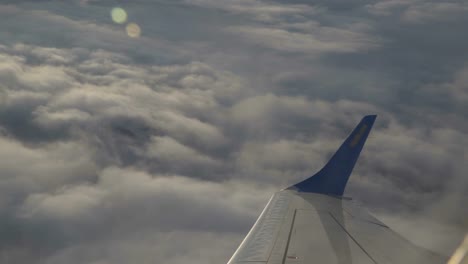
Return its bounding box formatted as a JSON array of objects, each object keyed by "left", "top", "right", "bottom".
[
  {"left": 290, "top": 114, "right": 377, "bottom": 195},
  {"left": 362, "top": 114, "right": 377, "bottom": 124}
]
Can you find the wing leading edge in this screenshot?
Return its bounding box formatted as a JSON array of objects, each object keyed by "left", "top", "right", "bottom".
[{"left": 228, "top": 115, "right": 447, "bottom": 264}]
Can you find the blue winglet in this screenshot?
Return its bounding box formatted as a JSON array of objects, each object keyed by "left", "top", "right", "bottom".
[{"left": 289, "top": 115, "right": 376, "bottom": 196}]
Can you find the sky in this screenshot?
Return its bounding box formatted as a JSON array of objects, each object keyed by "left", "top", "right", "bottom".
[{"left": 0, "top": 0, "right": 467, "bottom": 263}]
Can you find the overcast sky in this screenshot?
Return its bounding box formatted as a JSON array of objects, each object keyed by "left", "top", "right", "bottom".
[{"left": 0, "top": 0, "right": 467, "bottom": 263}]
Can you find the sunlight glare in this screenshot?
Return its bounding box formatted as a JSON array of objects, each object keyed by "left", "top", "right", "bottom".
[
  {"left": 111, "top": 7, "right": 127, "bottom": 24},
  {"left": 126, "top": 23, "right": 141, "bottom": 38}
]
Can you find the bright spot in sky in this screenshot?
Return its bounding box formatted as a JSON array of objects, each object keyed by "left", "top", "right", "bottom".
[
  {"left": 126, "top": 23, "right": 141, "bottom": 38},
  {"left": 111, "top": 7, "right": 127, "bottom": 24}
]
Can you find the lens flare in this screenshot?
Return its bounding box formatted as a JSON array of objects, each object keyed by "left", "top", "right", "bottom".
[
  {"left": 111, "top": 7, "right": 127, "bottom": 24},
  {"left": 126, "top": 23, "right": 141, "bottom": 38}
]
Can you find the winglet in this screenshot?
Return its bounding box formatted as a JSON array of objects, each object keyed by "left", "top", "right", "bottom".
[{"left": 289, "top": 115, "right": 376, "bottom": 195}]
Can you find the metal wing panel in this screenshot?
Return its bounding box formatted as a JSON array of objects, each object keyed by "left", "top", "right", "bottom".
[
  {"left": 228, "top": 190, "right": 447, "bottom": 264},
  {"left": 227, "top": 191, "right": 293, "bottom": 264},
  {"left": 294, "top": 191, "right": 446, "bottom": 264},
  {"left": 334, "top": 212, "right": 446, "bottom": 264},
  {"left": 284, "top": 209, "right": 375, "bottom": 264}
]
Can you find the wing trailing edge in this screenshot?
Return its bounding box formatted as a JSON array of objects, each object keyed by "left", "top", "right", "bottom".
[{"left": 289, "top": 115, "right": 377, "bottom": 196}]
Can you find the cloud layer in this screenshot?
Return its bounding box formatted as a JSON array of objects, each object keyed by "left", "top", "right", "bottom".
[{"left": 0, "top": 0, "right": 467, "bottom": 263}]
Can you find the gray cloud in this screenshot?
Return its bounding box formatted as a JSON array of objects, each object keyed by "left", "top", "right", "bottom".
[
  {"left": 0, "top": 0, "right": 467, "bottom": 263},
  {"left": 227, "top": 24, "right": 379, "bottom": 54},
  {"left": 401, "top": 2, "right": 468, "bottom": 23},
  {"left": 185, "top": 0, "right": 315, "bottom": 22}
]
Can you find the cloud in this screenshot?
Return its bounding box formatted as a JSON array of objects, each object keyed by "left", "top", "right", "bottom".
[
  {"left": 20, "top": 185, "right": 105, "bottom": 221},
  {"left": 230, "top": 94, "right": 379, "bottom": 138},
  {"left": 44, "top": 230, "right": 243, "bottom": 264},
  {"left": 366, "top": 0, "right": 468, "bottom": 23},
  {"left": 402, "top": 2, "right": 468, "bottom": 23},
  {"left": 0, "top": 1, "right": 467, "bottom": 263},
  {"left": 145, "top": 136, "right": 223, "bottom": 176},
  {"left": 419, "top": 65, "right": 468, "bottom": 106},
  {"left": 186, "top": 0, "right": 379, "bottom": 55},
  {"left": 0, "top": 136, "right": 97, "bottom": 201},
  {"left": 0, "top": 4, "right": 182, "bottom": 64},
  {"left": 366, "top": 0, "right": 417, "bottom": 16},
  {"left": 18, "top": 166, "right": 271, "bottom": 230},
  {"left": 184, "top": 0, "right": 315, "bottom": 22},
  {"left": 5, "top": 165, "right": 268, "bottom": 263},
  {"left": 227, "top": 24, "right": 379, "bottom": 54}
]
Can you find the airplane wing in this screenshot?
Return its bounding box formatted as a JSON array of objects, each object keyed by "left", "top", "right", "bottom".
[
  {"left": 448, "top": 234, "right": 468, "bottom": 264},
  {"left": 228, "top": 115, "right": 448, "bottom": 264}
]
